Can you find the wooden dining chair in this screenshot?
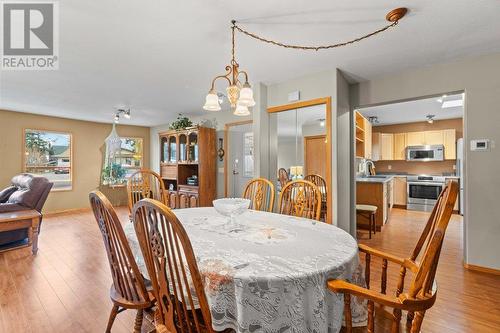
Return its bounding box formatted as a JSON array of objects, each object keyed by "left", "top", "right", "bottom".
[
  {"left": 328, "top": 180, "right": 459, "bottom": 333},
  {"left": 304, "top": 174, "right": 328, "bottom": 220},
  {"left": 278, "top": 168, "right": 289, "bottom": 190},
  {"left": 278, "top": 180, "right": 322, "bottom": 221},
  {"left": 243, "top": 178, "right": 275, "bottom": 212},
  {"left": 89, "top": 191, "right": 154, "bottom": 333},
  {"left": 127, "top": 169, "right": 168, "bottom": 214},
  {"left": 132, "top": 198, "right": 215, "bottom": 333}
]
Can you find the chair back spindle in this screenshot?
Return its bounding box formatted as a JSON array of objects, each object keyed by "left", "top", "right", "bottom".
[
  {"left": 278, "top": 180, "right": 322, "bottom": 221},
  {"left": 242, "top": 178, "right": 275, "bottom": 212},
  {"left": 127, "top": 169, "right": 168, "bottom": 214}
]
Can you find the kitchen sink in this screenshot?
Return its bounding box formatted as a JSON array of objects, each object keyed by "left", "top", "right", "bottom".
[{"left": 362, "top": 175, "right": 389, "bottom": 179}]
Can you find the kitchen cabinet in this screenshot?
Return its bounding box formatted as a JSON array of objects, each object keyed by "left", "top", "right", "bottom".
[
  {"left": 372, "top": 133, "right": 394, "bottom": 161},
  {"left": 355, "top": 112, "right": 373, "bottom": 159},
  {"left": 393, "top": 133, "right": 406, "bottom": 160},
  {"left": 406, "top": 131, "right": 425, "bottom": 146},
  {"left": 381, "top": 134, "right": 394, "bottom": 160},
  {"left": 393, "top": 176, "right": 407, "bottom": 206},
  {"left": 364, "top": 118, "right": 372, "bottom": 160},
  {"left": 443, "top": 129, "right": 456, "bottom": 159},
  {"left": 424, "top": 130, "right": 444, "bottom": 145},
  {"left": 387, "top": 178, "right": 394, "bottom": 211},
  {"left": 357, "top": 181, "right": 390, "bottom": 231}
]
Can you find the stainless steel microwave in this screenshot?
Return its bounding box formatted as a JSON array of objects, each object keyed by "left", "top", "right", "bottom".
[{"left": 406, "top": 145, "right": 444, "bottom": 162}]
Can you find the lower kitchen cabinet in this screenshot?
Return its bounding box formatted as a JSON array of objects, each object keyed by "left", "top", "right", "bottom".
[
  {"left": 393, "top": 176, "right": 407, "bottom": 207},
  {"left": 357, "top": 180, "right": 392, "bottom": 231}
]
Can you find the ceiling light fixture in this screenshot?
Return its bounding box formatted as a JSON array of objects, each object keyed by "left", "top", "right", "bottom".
[
  {"left": 368, "top": 116, "right": 379, "bottom": 124},
  {"left": 203, "top": 22, "right": 256, "bottom": 115},
  {"left": 204, "top": 8, "right": 407, "bottom": 116},
  {"left": 426, "top": 114, "right": 435, "bottom": 124},
  {"left": 319, "top": 119, "right": 326, "bottom": 127},
  {"left": 114, "top": 108, "right": 131, "bottom": 123}
]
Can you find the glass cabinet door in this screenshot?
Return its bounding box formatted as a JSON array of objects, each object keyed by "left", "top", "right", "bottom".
[
  {"left": 188, "top": 132, "right": 198, "bottom": 162},
  {"left": 161, "top": 137, "right": 168, "bottom": 163},
  {"left": 178, "top": 133, "right": 187, "bottom": 162},
  {"left": 168, "top": 135, "right": 177, "bottom": 163}
]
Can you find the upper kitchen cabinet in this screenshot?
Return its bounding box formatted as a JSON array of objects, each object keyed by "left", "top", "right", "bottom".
[
  {"left": 372, "top": 133, "right": 394, "bottom": 161},
  {"left": 355, "top": 112, "right": 372, "bottom": 159},
  {"left": 424, "top": 130, "right": 444, "bottom": 145},
  {"left": 406, "top": 131, "right": 425, "bottom": 146},
  {"left": 364, "top": 117, "right": 372, "bottom": 160},
  {"left": 393, "top": 133, "right": 406, "bottom": 160}
]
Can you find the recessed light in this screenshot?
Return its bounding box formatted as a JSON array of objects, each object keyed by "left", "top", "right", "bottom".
[{"left": 426, "top": 114, "right": 435, "bottom": 124}]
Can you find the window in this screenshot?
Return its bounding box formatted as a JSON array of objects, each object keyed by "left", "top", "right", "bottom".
[
  {"left": 102, "top": 137, "right": 143, "bottom": 186},
  {"left": 243, "top": 132, "right": 254, "bottom": 177},
  {"left": 24, "top": 129, "right": 72, "bottom": 191}
]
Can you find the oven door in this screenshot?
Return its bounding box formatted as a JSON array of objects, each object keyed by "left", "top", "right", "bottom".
[{"left": 407, "top": 182, "right": 444, "bottom": 205}]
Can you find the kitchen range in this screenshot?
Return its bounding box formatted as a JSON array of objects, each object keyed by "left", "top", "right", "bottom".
[{"left": 406, "top": 175, "right": 446, "bottom": 211}]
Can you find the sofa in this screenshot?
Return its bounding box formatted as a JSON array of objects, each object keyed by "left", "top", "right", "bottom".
[{"left": 0, "top": 174, "right": 53, "bottom": 247}]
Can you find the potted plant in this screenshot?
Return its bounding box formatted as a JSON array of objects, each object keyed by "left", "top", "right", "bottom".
[{"left": 169, "top": 114, "right": 193, "bottom": 130}]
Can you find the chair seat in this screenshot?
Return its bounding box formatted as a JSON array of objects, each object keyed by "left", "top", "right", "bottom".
[
  {"left": 356, "top": 204, "right": 378, "bottom": 213},
  {"left": 110, "top": 284, "right": 154, "bottom": 309}
]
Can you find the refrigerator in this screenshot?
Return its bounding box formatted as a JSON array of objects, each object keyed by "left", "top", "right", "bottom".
[{"left": 456, "top": 138, "right": 464, "bottom": 215}]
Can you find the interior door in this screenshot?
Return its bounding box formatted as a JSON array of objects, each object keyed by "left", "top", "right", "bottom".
[
  {"left": 226, "top": 122, "right": 253, "bottom": 198},
  {"left": 304, "top": 135, "right": 327, "bottom": 179}
]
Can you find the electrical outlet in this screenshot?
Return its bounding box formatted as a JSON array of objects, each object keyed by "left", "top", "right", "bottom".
[
  {"left": 388, "top": 165, "right": 392, "bottom": 170},
  {"left": 453, "top": 165, "right": 456, "bottom": 170}
]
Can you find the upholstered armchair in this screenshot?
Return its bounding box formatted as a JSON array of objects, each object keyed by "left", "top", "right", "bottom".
[{"left": 0, "top": 174, "right": 53, "bottom": 246}]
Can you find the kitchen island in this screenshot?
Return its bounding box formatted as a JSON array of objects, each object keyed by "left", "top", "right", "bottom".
[{"left": 356, "top": 175, "right": 394, "bottom": 231}]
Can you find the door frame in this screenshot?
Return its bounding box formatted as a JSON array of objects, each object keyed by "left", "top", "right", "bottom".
[
  {"left": 224, "top": 120, "right": 253, "bottom": 197},
  {"left": 267, "top": 97, "right": 332, "bottom": 224}
]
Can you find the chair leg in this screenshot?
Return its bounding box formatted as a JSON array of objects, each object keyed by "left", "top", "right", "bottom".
[
  {"left": 410, "top": 311, "right": 425, "bottom": 333},
  {"left": 134, "top": 309, "right": 144, "bottom": 333},
  {"left": 106, "top": 304, "right": 120, "bottom": 333},
  {"left": 372, "top": 213, "right": 376, "bottom": 234},
  {"left": 369, "top": 213, "right": 373, "bottom": 239}
]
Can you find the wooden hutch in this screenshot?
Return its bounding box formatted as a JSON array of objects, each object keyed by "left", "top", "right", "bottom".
[{"left": 159, "top": 126, "right": 216, "bottom": 208}]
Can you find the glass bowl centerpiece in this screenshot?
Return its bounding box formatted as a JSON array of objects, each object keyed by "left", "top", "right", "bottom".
[{"left": 213, "top": 198, "right": 250, "bottom": 230}]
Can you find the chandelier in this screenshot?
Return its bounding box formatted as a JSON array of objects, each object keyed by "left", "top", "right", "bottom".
[
  {"left": 203, "top": 8, "right": 407, "bottom": 116},
  {"left": 203, "top": 21, "right": 255, "bottom": 116}
]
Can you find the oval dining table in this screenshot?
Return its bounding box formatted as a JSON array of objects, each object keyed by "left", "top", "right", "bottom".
[{"left": 124, "top": 207, "right": 367, "bottom": 333}]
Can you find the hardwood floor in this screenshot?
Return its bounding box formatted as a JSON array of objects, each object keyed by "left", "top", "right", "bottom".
[
  {"left": 357, "top": 208, "right": 500, "bottom": 333},
  {"left": 0, "top": 207, "right": 499, "bottom": 332}
]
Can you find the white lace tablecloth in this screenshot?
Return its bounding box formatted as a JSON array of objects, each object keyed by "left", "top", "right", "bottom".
[{"left": 124, "top": 207, "right": 367, "bottom": 333}]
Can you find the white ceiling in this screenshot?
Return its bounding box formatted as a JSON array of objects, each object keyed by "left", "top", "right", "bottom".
[
  {"left": 357, "top": 93, "right": 463, "bottom": 125},
  {"left": 1, "top": 1, "right": 499, "bottom": 126}
]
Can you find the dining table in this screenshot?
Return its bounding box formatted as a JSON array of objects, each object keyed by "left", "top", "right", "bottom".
[{"left": 124, "top": 207, "right": 367, "bottom": 333}]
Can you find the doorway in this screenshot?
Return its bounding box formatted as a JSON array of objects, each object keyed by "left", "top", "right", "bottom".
[
  {"left": 353, "top": 92, "right": 465, "bottom": 247},
  {"left": 224, "top": 121, "right": 253, "bottom": 197}
]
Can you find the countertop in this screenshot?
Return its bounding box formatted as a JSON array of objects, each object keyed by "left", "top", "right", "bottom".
[{"left": 356, "top": 175, "right": 394, "bottom": 183}]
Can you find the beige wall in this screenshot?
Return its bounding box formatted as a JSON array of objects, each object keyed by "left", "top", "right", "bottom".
[
  {"left": 351, "top": 52, "right": 500, "bottom": 270},
  {"left": 373, "top": 118, "right": 463, "bottom": 175},
  {"left": 0, "top": 110, "right": 150, "bottom": 213}
]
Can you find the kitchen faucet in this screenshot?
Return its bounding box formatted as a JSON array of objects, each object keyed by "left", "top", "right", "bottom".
[{"left": 364, "top": 160, "right": 375, "bottom": 177}]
